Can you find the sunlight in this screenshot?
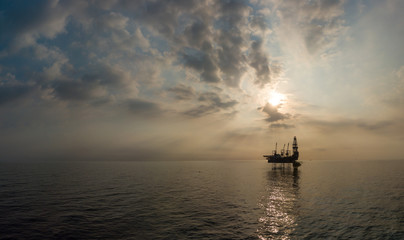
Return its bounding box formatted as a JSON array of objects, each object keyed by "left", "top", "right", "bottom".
[{"left": 268, "top": 90, "right": 286, "bottom": 107}]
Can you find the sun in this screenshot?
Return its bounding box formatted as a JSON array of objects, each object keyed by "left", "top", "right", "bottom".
[{"left": 268, "top": 91, "right": 286, "bottom": 106}]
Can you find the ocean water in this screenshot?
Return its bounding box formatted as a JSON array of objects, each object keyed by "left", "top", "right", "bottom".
[{"left": 0, "top": 160, "right": 403, "bottom": 239}]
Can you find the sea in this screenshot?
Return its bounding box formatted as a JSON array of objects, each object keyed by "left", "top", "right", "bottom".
[{"left": 0, "top": 160, "right": 403, "bottom": 239}]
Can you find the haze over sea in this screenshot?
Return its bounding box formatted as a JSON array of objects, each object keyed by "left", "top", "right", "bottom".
[{"left": 1, "top": 159, "right": 403, "bottom": 240}]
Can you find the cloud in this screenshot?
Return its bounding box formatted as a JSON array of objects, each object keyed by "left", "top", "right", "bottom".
[
  {"left": 250, "top": 14, "right": 269, "bottom": 32},
  {"left": 270, "top": 123, "right": 295, "bottom": 129},
  {"left": 1, "top": 0, "right": 279, "bottom": 112},
  {"left": 183, "top": 91, "right": 238, "bottom": 118},
  {"left": 183, "top": 105, "right": 218, "bottom": 118},
  {"left": 183, "top": 19, "right": 211, "bottom": 48},
  {"left": 126, "top": 98, "right": 162, "bottom": 117},
  {"left": 52, "top": 80, "right": 104, "bottom": 101},
  {"left": 174, "top": 1, "right": 251, "bottom": 86},
  {"left": 0, "top": 83, "right": 34, "bottom": 105},
  {"left": 82, "top": 13, "right": 151, "bottom": 55},
  {"left": 0, "top": 0, "right": 278, "bottom": 141},
  {"left": 396, "top": 65, "right": 404, "bottom": 79},
  {"left": 382, "top": 65, "right": 404, "bottom": 109},
  {"left": 168, "top": 84, "right": 196, "bottom": 100},
  {"left": 51, "top": 64, "right": 135, "bottom": 102},
  {"left": 137, "top": 0, "right": 199, "bottom": 38},
  {"left": 214, "top": 0, "right": 251, "bottom": 87},
  {"left": 273, "top": 0, "right": 346, "bottom": 57},
  {"left": 96, "top": 11, "right": 129, "bottom": 31},
  {"left": 0, "top": 0, "right": 403, "bottom": 162},
  {"left": 182, "top": 50, "right": 220, "bottom": 83},
  {"left": 0, "top": 0, "right": 280, "bottom": 136},
  {"left": 260, "top": 103, "right": 290, "bottom": 123},
  {"left": 198, "top": 92, "right": 238, "bottom": 109},
  {"left": 0, "top": 0, "right": 84, "bottom": 54},
  {"left": 132, "top": 0, "right": 274, "bottom": 87},
  {"left": 356, "top": 121, "right": 393, "bottom": 131},
  {"left": 304, "top": 118, "right": 394, "bottom": 133},
  {"left": 221, "top": 127, "right": 263, "bottom": 142},
  {"left": 302, "top": 18, "right": 345, "bottom": 55},
  {"left": 249, "top": 38, "right": 270, "bottom": 86}
]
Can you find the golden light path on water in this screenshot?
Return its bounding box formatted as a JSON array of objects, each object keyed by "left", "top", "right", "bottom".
[{"left": 257, "top": 167, "right": 300, "bottom": 240}]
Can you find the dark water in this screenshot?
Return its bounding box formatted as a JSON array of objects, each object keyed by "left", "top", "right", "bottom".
[{"left": 0, "top": 160, "right": 403, "bottom": 239}]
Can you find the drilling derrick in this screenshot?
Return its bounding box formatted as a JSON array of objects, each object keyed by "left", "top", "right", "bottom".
[
  {"left": 263, "top": 136, "right": 301, "bottom": 168},
  {"left": 292, "top": 136, "right": 299, "bottom": 159}
]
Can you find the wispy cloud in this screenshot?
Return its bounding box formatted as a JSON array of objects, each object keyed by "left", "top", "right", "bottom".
[{"left": 270, "top": 0, "right": 347, "bottom": 58}]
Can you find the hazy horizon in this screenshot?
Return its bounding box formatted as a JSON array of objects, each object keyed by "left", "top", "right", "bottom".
[{"left": 1, "top": 0, "right": 404, "bottom": 161}]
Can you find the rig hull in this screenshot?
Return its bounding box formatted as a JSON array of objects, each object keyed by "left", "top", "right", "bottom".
[
  {"left": 263, "top": 136, "right": 300, "bottom": 167},
  {"left": 263, "top": 154, "right": 298, "bottom": 163}
]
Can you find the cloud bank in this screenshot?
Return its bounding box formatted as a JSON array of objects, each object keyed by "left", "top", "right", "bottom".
[{"left": 1, "top": 0, "right": 403, "bottom": 161}]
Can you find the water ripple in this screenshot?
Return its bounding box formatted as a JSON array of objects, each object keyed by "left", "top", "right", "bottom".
[{"left": 0, "top": 160, "right": 403, "bottom": 239}]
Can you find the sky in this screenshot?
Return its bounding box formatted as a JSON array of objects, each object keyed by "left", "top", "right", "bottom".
[{"left": 0, "top": 0, "right": 403, "bottom": 161}]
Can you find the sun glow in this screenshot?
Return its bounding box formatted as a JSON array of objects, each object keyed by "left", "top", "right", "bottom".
[{"left": 268, "top": 91, "right": 286, "bottom": 106}]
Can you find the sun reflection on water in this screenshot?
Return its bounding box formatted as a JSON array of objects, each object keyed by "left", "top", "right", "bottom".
[{"left": 257, "top": 167, "right": 300, "bottom": 240}]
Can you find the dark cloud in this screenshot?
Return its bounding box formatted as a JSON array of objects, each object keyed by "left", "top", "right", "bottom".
[
  {"left": 260, "top": 103, "right": 290, "bottom": 123},
  {"left": 136, "top": 0, "right": 200, "bottom": 39},
  {"left": 270, "top": 123, "right": 295, "bottom": 129},
  {"left": 314, "top": 147, "right": 327, "bottom": 152},
  {"left": 183, "top": 104, "right": 218, "bottom": 118},
  {"left": 174, "top": 0, "right": 251, "bottom": 86},
  {"left": 183, "top": 20, "right": 211, "bottom": 48},
  {"left": 182, "top": 50, "right": 220, "bottom": 83},
  {"left": 250, "top": 14, "right": 268, "bottom": 32},
  {"left": 1, "top": 0, "right": 277, "bottom": 115},
  {"left": 126, "top": 98, "right": 162, "bottom": 117},
  {"left": 216, "top": 31, "right": 246, "bottom": 87},
  {"left": 215, "top": 0, "right": 251, "bottom": 86},
  {"left": 218, "top": 0, "right": 250, "bottom": 25},
  {"left": 0, "top": 84, "right": 34, "bottom": 105},
  {"left": 198, "top": 92, "right": 238, "bottom": 109},
  {"left": 305, "top": 119, "right": 394, "bottom": 133},
  {"left": 168, "top": 84, "right": 196, "bottom": 100},
  {"left": 221, "top": 127, "right": 262, "bottom": 142},
  {"left": 0, "top": 0, "right": 82, "bottom": 53},
  {"left": 0, "top": 0, "right": 274, "bottom": 123},
  {"left": 51, "top": 64, "right": 131, "bottom": 102},
  {"left": 183, "top": 91, "right": 238, "bottom": 118},
  {"left": 249, "top": 38, "right": 270, "bottom": 86},
  {"left": 356, "top": 121, "right": 392, "bottom": 131},
  {"left": 53, "top": 80, "right": 101, "bottom": 101},
  {"left": 134, "top": 0, "right": 268, "bottom": 87}
]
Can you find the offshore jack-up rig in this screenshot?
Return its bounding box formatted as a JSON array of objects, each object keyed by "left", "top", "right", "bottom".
[{"left": 263, "top": 136, "right": 301, "bottom": 168}]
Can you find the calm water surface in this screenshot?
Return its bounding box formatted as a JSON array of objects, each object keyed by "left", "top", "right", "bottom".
[{"left": 0, "top": 160, "right": 403, "bottom": 239}]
